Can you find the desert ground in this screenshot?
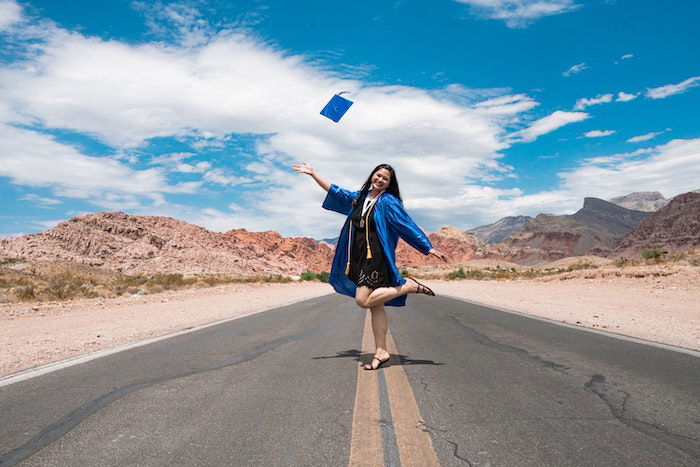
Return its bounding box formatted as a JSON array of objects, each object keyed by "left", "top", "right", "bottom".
[{"left": 1, "top": 262, "right": 698, "bottom": 378}]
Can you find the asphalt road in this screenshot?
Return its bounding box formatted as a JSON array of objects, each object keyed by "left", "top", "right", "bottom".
[{"left": 0, "top": 294, "right": 698, "bottom": 466}]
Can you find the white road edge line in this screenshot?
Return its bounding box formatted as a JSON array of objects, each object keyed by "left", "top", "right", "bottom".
[
  {"left": 1, "top": 295, "right": 333, "bottom": 388},
  {"left": 442, "top": 294, "right": 700, "bottom": 358}
]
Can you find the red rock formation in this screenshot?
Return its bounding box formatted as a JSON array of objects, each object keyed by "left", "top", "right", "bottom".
[
  {"left": 0, "top": 212, "right": 319, "bottom": 275},
  {"left": 395, "top": 226, "right": 496, "bottom": 266},
  {"left": 222, "top": 229, "right": 333, "bottom": 272}
]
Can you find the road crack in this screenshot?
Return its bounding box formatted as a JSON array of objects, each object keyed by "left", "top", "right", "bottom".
[
  {"left": 585, "top": 374, "right": 698, "bottom": 459},
  {"left": 451, "top": 316, "right": 570, "bottom": 373}
]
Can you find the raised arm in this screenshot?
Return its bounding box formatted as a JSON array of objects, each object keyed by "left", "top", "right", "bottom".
[{"left": 292, "top": 162, "right": 330, "bottom": 192}]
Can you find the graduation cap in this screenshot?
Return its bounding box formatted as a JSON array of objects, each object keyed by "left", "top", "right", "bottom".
[{"left": 320, "top": 92, "right": 353, "bottom": 122}]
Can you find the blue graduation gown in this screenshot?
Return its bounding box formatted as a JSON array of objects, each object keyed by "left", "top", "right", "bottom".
[{"left": 322, "top": 184, "right": 433, "bottom": 307}]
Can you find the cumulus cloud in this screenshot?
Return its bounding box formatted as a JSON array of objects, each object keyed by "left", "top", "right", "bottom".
[
  {"left": 626, "top": 129, "right": 669, "bottom": 143},
  {"left": 453, "top": 0, "right": 580, "bottom": 28},
  {"left": 616, "top": 91, "right": 638, "bottom": 102},
  {"left": 509, "top": 110, "right": 589, "bottom": 143},
  {"left": 573, "top": 93, "right": 613, "bottom": 110},
  {"left": 646, "top": 76, "right": 700, "bottom": 99},
  {"left": 563, "top": 62, "right": 587, "bottom": 77},
  {"left": 584, "top": 130, "right": 615, "bottom": 138},
  {"left": 0, "top": 10, "right": 533, "bottom": 233},
  {"left": 0, "top": 124, "right": 198, "bottom": 202},
  {"left": 0, "top": 0, "right": 22, "bottom": 30}
]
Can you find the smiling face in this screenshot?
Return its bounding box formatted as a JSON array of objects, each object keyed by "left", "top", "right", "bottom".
[{"left": 371, "top": 168, "right": 392, "bottom": 192}]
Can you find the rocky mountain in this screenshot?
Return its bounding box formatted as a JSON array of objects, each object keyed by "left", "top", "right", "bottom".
[
  {"left": 467, "top": 215, "right": 532, "bottom": 244},
  {"left": 610, "top": 192, "right": 700, "bottom": 259},
  {"left": 609, "top": 191, "right": 669, "bottom": 212},
  {"left": 223, "top": 229, "right": 332, "bottom": 272},
  {"left": 497, "top": 198, "right": 652, "bottom": 264},
  {"left": 503, "top": 214, "right": 611, "bottom": 264},
  {"left": 0, "top": 212, "right": 331, "bottom": 275},
  {"left": 571, "top": 197, "right": 651, "bottom": 238},
  {"left": 395, "top": 226, "right": 498, "bottom": 266}
]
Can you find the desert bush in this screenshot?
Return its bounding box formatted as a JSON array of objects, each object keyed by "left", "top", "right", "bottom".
[
  {"left": 14, "top": 285, "right": 36, "bottom": 301},
  {"left": 466, "top": 269, "right": 484, "bottom": 279},
  {"left": 566, "top": 262, "right": 599, "bottom": 272},
  {"left": 300, "top": 271, "right": 317, "bottom": 281},
  {"left": 301, "top": 271, "right": 330, "bottom": 282},
  {"left": 44, "top": 275, "right": 82, "bottom": 300},
  {"left": 445, "top": 268, "right": 467, "bottom": 280},
  {"left": 642, "top": 248, "right": 663, "bottom": 260},
  {"left": 0, "top": 257, "right": 23, "bottom": 266},
  {"left": 146, "top": 273, "right": 196, "bottom": 290}
]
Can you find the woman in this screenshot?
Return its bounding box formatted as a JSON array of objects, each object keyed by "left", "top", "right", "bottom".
[{"left": 293, "top": 162, "right": 447, "bottom": 370}]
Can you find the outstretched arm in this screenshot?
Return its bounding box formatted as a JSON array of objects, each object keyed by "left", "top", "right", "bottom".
[{"left": 292, "top": 162, "right": 330, "bottom": 192}]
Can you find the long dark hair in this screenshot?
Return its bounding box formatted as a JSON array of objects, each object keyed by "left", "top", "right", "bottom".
[{"left": 352, "top": 163, "right": 402, "bottom": 206}]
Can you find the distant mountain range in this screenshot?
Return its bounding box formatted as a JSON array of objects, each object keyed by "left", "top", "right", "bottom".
[
  {"left": 608, "top": 191, "right": 669, "bottom": 212},
  {"left": 466, "top": 215, "right": 532, "bottom": 244},
  {"left": 1, "top": 190, "right": 697, "bottom": 272}
]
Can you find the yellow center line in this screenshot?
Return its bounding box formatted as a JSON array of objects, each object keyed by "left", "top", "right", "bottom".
[
  {"left": 384, "top": 329, "right": 440, "bottom": 467},
  {"left": 349, "top": 310, "right": 440, "bottom": 466},
  {"left": 349, "top": 311, "right": 383, "bottom": 466}
]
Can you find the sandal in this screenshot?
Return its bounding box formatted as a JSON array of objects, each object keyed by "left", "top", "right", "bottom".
[
  {"left": 364, "top": 357, "right": 390, "bottom": 371},
  {"left": 407, "top": 277, "right": 435, "bottom": 296}
]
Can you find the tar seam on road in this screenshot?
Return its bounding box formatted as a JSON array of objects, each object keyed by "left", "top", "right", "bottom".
[
  {"left": 0, "top": 307, "right": 345, "bottom": 466},
  {"left": 349, "top": 311, "right": 383, "bottom": 466},
  {"left": 377, "top": 369, "right": 401, "bottom": 467}
]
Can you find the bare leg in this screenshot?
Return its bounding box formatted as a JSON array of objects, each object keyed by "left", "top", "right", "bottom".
[
  {"left": 364, "top": 280, "right": 419, "bottom": 308},
  {"left": 355, "top": 287, "right": 392, "bottom": 369},
  {"left": 368, "top": 304, "right": 390, "bottom": 368}
]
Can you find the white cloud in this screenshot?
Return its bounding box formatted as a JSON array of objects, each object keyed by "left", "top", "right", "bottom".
[
  {"left": 0, "top": 0, "right": 22, "bottom": 30},
  {"left": 563, "top": 62, "right": 587, "bottom": 77},
  {"left": 573, "top": 93, "right": 613, "bottom": 110},
  {"left": 509, "top": 110, "right": 589, "bottom": 143},
  {"left": 0, "top": 124, "right": 198, "bottom": 201},
  {"left": 473, "top": 93, "right": 539, "bottom": 116},
  {"left": 646, "top": 76, "right": 700, "bottom": 99},
  {"left": 584, "top": 130, "right": 615, "bottom": 138},
  {"left": 620, "top": 53, "right": 634, "bottom": 60},
  {"left": 616, "top": 91, "right": 638, "bottom": 102},
  {"left": 454, "top": 0, "right": 580, "bottom": 28},
  {"left": 202, "top": 168, "right": 252, "bottom": 186},
  {"left": 626, "top": 129, "right": 669, "bottom": 143},
  {"left": 558, "top": 138, "right": 700, "bottom": 201},
  {"left": 19, "top": 193, "right": 62, "bottom": 206}
]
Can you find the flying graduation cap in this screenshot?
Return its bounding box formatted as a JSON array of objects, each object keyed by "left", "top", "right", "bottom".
[{"left": 320, "top": 92, "right": 353, "bottom": 122}]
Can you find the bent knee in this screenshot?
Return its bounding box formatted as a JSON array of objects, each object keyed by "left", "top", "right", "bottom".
[{"left": 355, "top": 298, "right": 369, "bottom": 308}]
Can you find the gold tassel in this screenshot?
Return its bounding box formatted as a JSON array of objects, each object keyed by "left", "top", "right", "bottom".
[{"left": 366, "top": 245, "right": 372, "bottom": 259}]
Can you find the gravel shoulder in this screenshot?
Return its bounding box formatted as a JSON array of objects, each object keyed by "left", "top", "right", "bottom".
[
  {"left": 426, "top": 266, "right": 699, "bottom": 351},
  {"left": 2, "top": 268, "right": 698, "bottom": 378}
]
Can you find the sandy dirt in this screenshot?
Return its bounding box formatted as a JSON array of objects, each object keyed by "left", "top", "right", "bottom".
[
  {"left": 2, "top": 267, "right": 698, "bottom": 378},
  {"left": 0, "top": 282, "right": 331, "bottom": 378},
  {"left": 427, "top": 266, "right": 699, "bottom": 351}
]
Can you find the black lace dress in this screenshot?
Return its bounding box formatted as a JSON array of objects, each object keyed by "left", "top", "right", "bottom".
[{"left": 347, "top": 197, "right": 392, "bottom": 289}]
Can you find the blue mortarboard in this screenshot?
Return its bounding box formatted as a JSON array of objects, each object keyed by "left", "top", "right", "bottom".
[{"left": 320, "top": 92, "right": 353, "bottom": 122}]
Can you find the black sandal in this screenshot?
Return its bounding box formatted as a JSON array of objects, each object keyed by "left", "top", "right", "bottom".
[
  {"left": 364, "top": 357, "right": 389, "bottom": 371},
  {"left": 407, "top": 277, "right": 435, "bottom": 296}
]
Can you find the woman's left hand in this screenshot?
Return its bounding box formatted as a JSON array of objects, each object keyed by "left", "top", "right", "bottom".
[{"left": 428, "top": 249, "right": 448, "bottom": 262}]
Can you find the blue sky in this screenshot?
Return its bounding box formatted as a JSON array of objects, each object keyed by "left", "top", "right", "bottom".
[{"left": 1, "top": 0, "right": 698, "bottom": 238}]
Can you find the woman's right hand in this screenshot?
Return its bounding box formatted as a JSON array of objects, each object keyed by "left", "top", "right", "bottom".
[
  {"left": 292, "top": 161, "right": 330, "bottom": 192},
  {"left": 292, "top": 161, "right": 314, "bottom": 176}
]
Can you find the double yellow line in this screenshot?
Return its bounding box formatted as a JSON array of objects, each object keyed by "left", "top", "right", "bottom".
[{"left": 349, "top": 311, "right": 440, "bottom": 466}]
